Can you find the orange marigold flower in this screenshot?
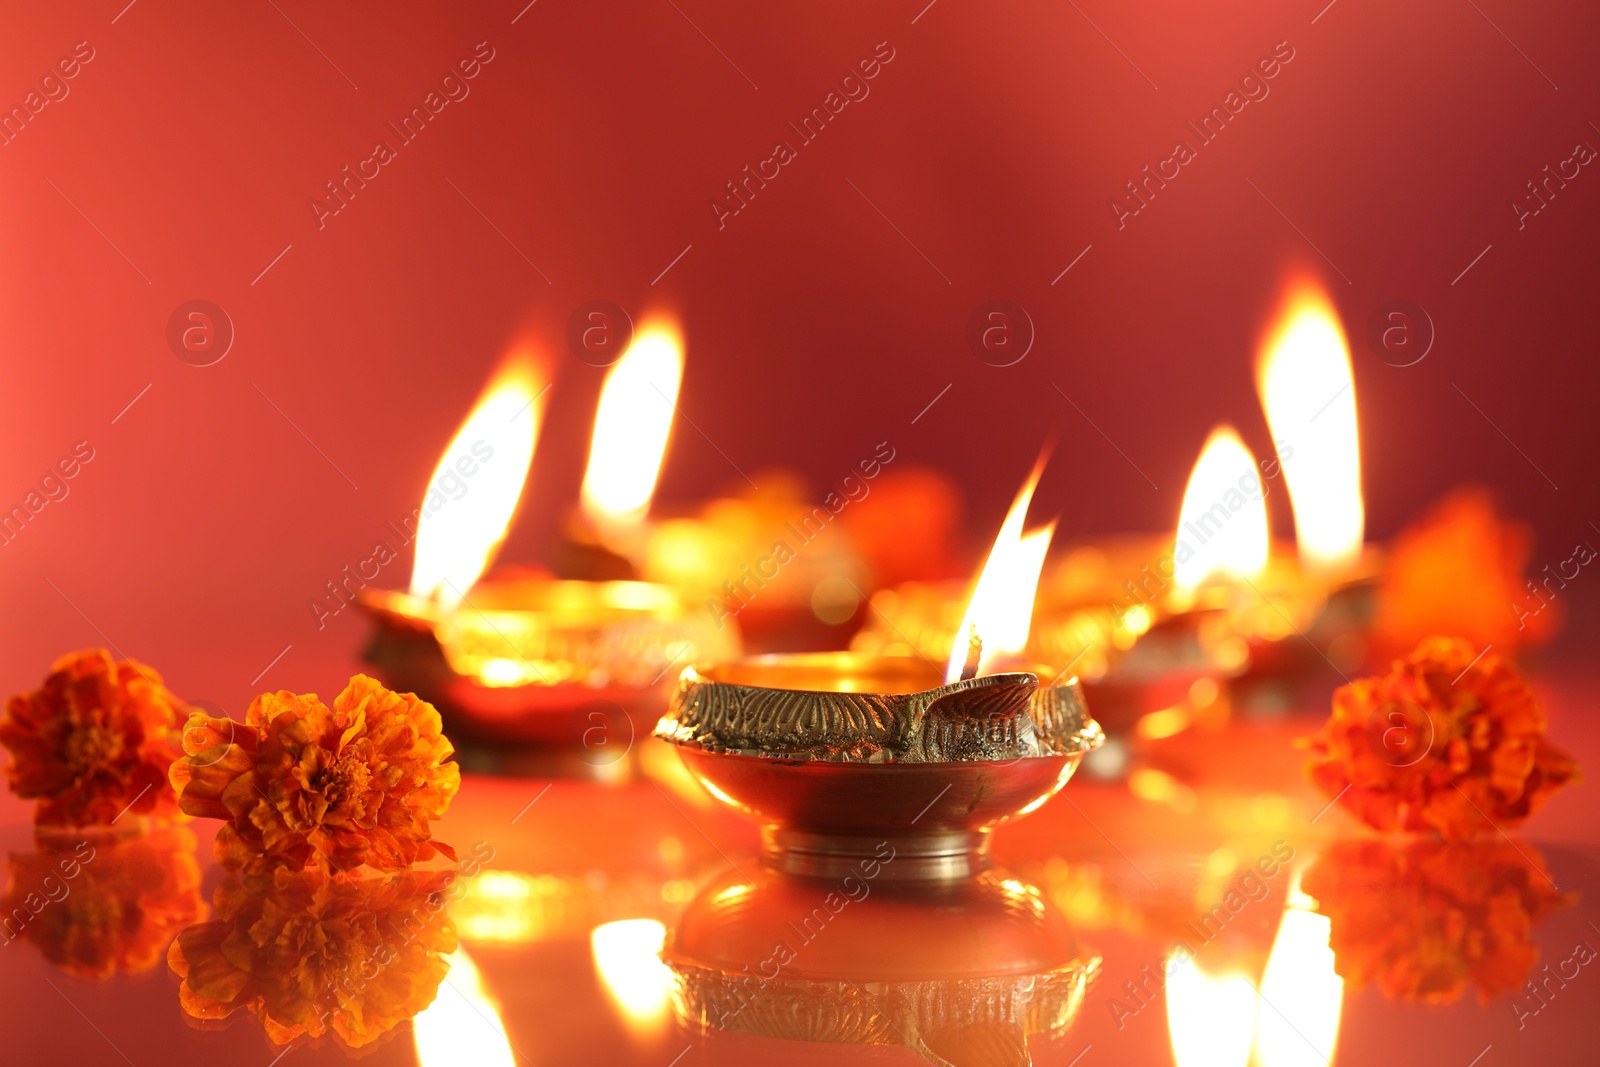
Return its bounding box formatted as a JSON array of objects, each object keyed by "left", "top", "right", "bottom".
[
  {"left": 1305, "top": 636, "right": 1579, "bottom": 839},
  {"left": 0, "top": 649, "right": 189, "bottom": 830},
  {"left": 169, "top": 675, "right": 460, "bottom": 874},
  {"left": 1302, "top": 837, "right": 1573, "bottom": 1003},
  {"left": 1374, "top": 486, "right": 1561, "bottom": 663},
  {"left": 2, "top": 825, "right": 205, "bottom": 978},
  {"left": 169, "top": 867, "right": 458, "bottom": 1051}
]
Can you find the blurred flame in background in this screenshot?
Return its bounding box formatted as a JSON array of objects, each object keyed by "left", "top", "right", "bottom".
[
  {"left": 590, "top": 919, "right": 673, "bottom": 1038},
  {"left": 580, "top": 320, "right": 684, "bottom": 540},
  {"left": 1257, "top": 280, "right": 1363, "bottom": 572},
  {"left": 410, "top": 352, "right": 545, "bottom": 608},
  {"left": 944, "top": 457, "right": 1055, "bottom": 682},
  {"left": 1167, "top": 952, "right": 1257, "bottom": 1067},
  {"left": 1173, "top": 425, "right": 1270, "bottom": 596},
  {"left": 413, "top": 948, "right": 516, "bottom": 1067}
]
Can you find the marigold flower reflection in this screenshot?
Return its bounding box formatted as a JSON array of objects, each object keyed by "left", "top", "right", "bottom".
[
  {"left": 944, "top": 456, "right": 1055, "bottom": 682},
  {"left": 1256, "top": 280, "right": 1363, "bottom": 572},
  {"left": 410, "top": 352, "right": 545, "bottom": 609},
  {"left": 580, "top": 321, "right": 683, "bottom": 535},
  {"left": 1165, "top": 952, "right": 1255, "bottom": 1067},
  {"left": 590, "top": 918, "right": 673, "bottom": 1036},
  {"left": 413, "top": 948, "right": 516, "bottom": 1067},
  {"left": 1172, "top": 426, "right": 1270, "bottom": 598}
]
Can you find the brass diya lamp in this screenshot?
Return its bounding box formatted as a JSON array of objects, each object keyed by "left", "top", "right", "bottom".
[
  {"left": 665, "top": 863, "right": 1101, "bottom": 1067},
  {"left": 656, "top": 460, "right": 1104, "bottom": 879},
  {"left": 359, "top": 324, "right": 740, "bottom": 755}
]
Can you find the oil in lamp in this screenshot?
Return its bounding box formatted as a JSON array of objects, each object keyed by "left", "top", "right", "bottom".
[
  {"left": 654, "top": 459, "right": 1104, "bottom": 879},
  {"left": 359, "top": 326, "right": 738, "bottom": 755}
]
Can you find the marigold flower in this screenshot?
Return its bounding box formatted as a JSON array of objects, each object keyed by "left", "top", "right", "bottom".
[
  {"left": 169, "top": 867, "right": 458, "bottom": 1051},
  {"left": 1374, "top": 486, "right": 1560, "bottom": 662},
  {"left": 1303, "top": 837, "right": 1572, "bottom": 1003},
  {"left": 1, "top": 649, "right": 189, "bottom": 829},
  {"left": 2, "top": 825, "right": 205, "bottom": 978},
  {"left": 169, "top": 675, "right": 460, "bottom": 874},
  {"left": 1305, "top": 636, "right": 1578, "bottom": 839}
]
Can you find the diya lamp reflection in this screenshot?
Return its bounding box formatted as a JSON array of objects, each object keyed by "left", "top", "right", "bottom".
[
  {"left": 655, "top": 459, "right": 1104, "bottom": 880},
  {"left": 665, "top": 863, "right": 1101, "bottom": 1067},
  {"left": 359, "top": 326, "right": 738, "bottom": 756}
]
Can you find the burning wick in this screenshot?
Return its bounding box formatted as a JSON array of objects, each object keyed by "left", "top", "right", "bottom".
[{"left": 959, "top": 627, "right": 983, "bottom": 682}]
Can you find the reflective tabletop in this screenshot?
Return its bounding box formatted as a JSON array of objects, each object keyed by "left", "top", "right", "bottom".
[{"left": 3, "top": 664, "right": 1596, "bottom": 1067}]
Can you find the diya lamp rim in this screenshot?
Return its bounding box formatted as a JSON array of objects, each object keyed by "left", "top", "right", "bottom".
[{"left": 654, "top": 650, "right": 1102, "bottom": 765}]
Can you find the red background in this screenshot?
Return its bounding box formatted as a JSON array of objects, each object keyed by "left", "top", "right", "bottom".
[{"left": 2, "top": 0, "right": 1598, "bottom": 706}]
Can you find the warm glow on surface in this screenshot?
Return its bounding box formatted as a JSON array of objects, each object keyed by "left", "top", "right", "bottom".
[
  {"left": 413, "top": 948, "right": 516, "bottom": 1067},
  {"left": 1167, "top": 952, "right": 1256, "bottom": 1067},
  {"left": 1173, "top": 425, "right": 1269, "bottom": 595},
  {"left": 410, "top": 353, "right": 544, "bottom": 608},
  {"left": 580, "top": 321, "right": 684, "bottom": 531},
  {"left": 590, "top": 919, "right": 673, "bottom": 1036},
  {"left": 1254, "top": 883, "right": 1343, "bottom": 1067},
  {"left": 944, "top": 459, "right": 1054, "bottom": 682},
  {"left": 1257, "top": 281, "right": 1363, "bottom": 571}
]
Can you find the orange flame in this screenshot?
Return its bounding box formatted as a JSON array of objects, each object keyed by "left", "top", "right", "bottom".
[
  {"left": 1173, "top": 425, "right": 1270, "bottom": 596},
  {"left": 1253, "top": 875, "right": 1343, "bottom": 1066},
  {"left": 590, "top": 919, "right": 673, "bottom": 1038},
  {"left": 580, "top": 319, "right": 684, "bottom": 535},
  {"left": 944, "top": 456, "right": 1055, "bottom": 682},
  {"left": 1257, "top": 279, "right": 1363, "bottom": 571},
  {"left": 1165, "top": 952, "right": 1256, "bottom": 1067},
  {"left": 410, "top": 351, "right": 545, "bottom": 608},
  {"left": 413, "top": 948, "right": 516, "bottom": 1067}
]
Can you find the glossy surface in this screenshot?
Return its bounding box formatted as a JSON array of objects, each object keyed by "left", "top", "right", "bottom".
[{"left": 3, "top": 662, "right": 1598, "bottom": 1066}]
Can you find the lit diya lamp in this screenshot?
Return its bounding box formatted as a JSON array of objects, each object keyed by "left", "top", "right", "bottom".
[
  {"left": 654, "top": 459, "right": 1104, "bottom": 880},
  {"left": 360, "top": 324, "right": 738, "bottom": 753}
]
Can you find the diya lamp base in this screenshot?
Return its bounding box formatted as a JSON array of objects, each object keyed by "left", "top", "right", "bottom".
[
  {"left": 762, "top": 827, "right": 990, "bottom": 881},
  {"left": 655, "top": 653, "right": 1103, "bottom": 881}
]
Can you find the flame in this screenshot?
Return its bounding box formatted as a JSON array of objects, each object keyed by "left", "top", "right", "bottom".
[
  {"left": 1257, "top": 280, "right": 1363, "bottom": 571},
  {"left": 410, "top": 353, "right": 545, "bottom": 608},
  {"left": 1173, "top": 426, "right": 1270, "bottom": 595},
  {"left": 944, "top": 458, "right": 1055, "bottom": 682},
  {"left": 580, "top": 320, "right": 684, "bottom": 533},
  {"left": 413, "top": 948, "right": 516, "bottom": 1067},
  {"left": 1253, "top": 876, "right": 1343, "bottom": 1067},
  {"left": 1166, "top": 952, "right": 1257, "bottom": 1067},
  {"left": 590, "top": 919, "right": 673, "bottom": 1037}
]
